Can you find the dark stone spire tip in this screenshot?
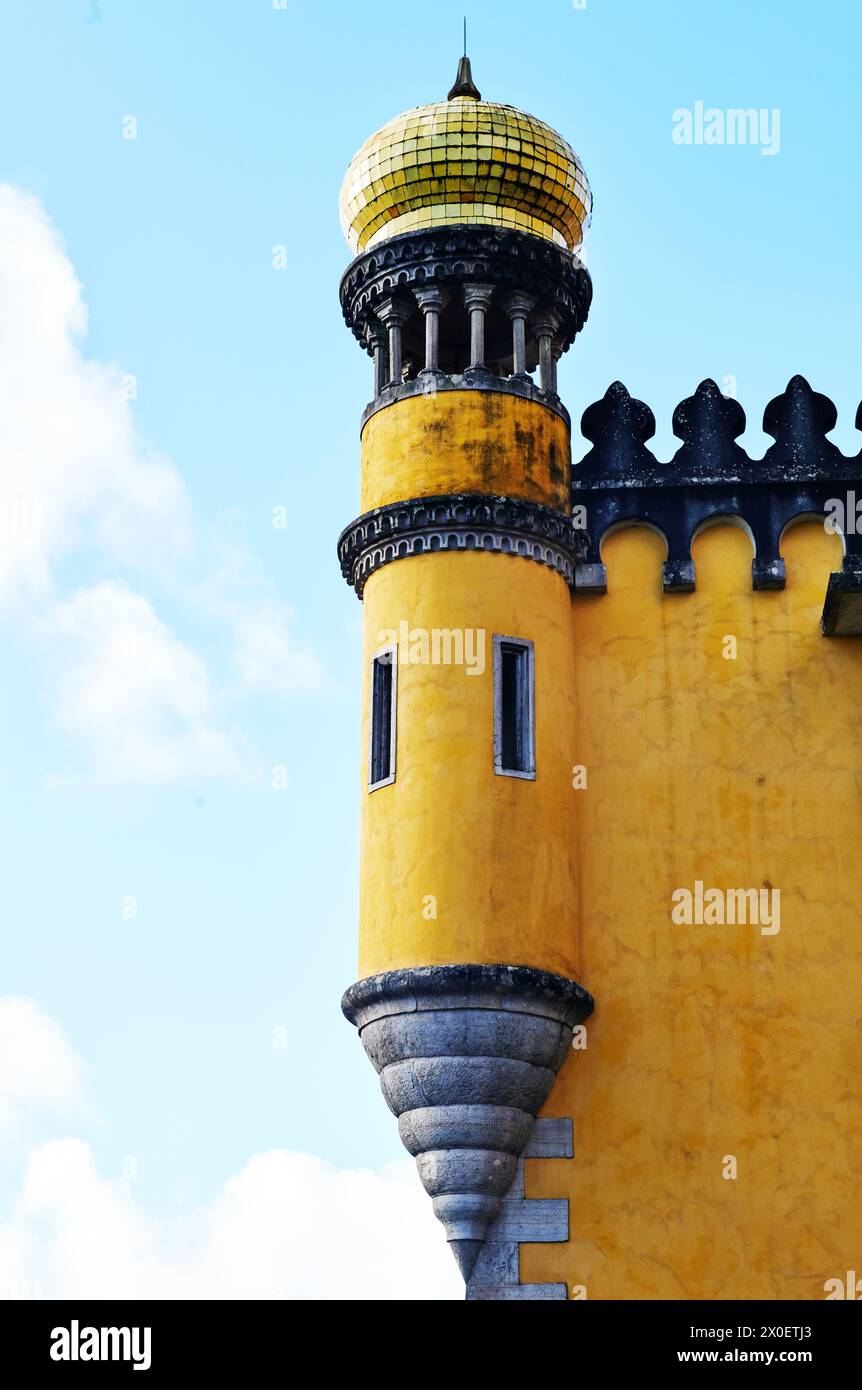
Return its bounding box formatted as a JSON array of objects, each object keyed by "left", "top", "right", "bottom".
[{"left": 448, "top": 55, "right": 481, "bottom": 101}]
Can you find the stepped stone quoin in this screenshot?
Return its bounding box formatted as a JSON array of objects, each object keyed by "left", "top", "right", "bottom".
[
  {"left": 342, "top": 965, "right": 594, "bottom": 1281},
  {"left": 466, "top": 1117, "right": 575, "bottom": 1301},
  {"left": 573, "top": 375, "right": 862, "bottom": 615}
]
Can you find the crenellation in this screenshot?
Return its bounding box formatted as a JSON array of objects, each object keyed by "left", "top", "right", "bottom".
[{"left": 574, "top": 376, "right": 862, "bottom": 619}]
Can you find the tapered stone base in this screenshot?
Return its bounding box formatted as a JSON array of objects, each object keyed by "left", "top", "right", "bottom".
[{"left": 341, "top": 963, "right": 594, "bottom": 1281}]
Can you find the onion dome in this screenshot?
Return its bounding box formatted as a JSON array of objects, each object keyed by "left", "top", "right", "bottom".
[{"left": 339, "top": 56, "right": 592, "bottom": 254}]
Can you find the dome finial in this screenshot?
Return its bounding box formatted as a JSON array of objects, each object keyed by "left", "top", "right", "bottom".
[{"left": 448, "top": 22, "right": 481, "bottom": 101}]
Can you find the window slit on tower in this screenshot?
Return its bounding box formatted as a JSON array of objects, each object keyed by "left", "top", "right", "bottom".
[
  {"left": 369, "top": 646, "right": 397, "bottom": 790},
  {"left": 493, "top": 635, "right": 535, "bottom": 779}
]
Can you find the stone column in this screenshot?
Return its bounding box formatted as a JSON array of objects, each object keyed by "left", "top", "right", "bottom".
[
  {"left": 532, "top": 310, "right": 562, "bottom": 394},
  {"left": 413, "top": 286, "right": 450, "bottom": 374},
  {"left": 463, "top": 283, "right": 495, "bottom": 368},
  {"left": 376, "top": 298, "right": 411, "bottom": 386},
  {"left": 501, "top": 292, "right": 535, "bottom": 377},
  {"left": 366, "top": 319, "right": 389, "bottom": 397},
  {"left": 551, "top": 343, "right": 564, "bottom": 398}
]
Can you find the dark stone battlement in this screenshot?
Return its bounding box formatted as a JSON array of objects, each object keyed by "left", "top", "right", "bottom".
[{"left": 572, "top": 377, "right": 862, "bottom": 632}]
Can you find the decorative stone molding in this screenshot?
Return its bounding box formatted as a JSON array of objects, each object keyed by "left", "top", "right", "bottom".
[
  {"left": 360, "top": 370, "right": 571, "bottom": 428},
  {"left": 340, "top": 223, "right": 592, "bottom": 360},
  {"left": 338, "top": 492, "right": 589, "bottom": 599},
  {"left": 341, "top": 964, "right": 594, "bottom": 1283},
  {"left": 574, "top": 377, "right": 862, "bottom": 629}
]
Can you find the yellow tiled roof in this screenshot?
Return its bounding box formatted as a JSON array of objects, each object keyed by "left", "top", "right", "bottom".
[{"left": 339, "top": 96, "right": 591, "bottom": 254}]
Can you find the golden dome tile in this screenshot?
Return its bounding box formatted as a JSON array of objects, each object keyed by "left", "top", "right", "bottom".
[{"left": 339, "top": 67, "right": 591, "bottom": 255}]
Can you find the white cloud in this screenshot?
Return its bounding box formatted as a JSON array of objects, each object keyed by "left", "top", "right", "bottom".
[
  {"left": 0, "top": 998, "right": 460, "bottom": 1301},
  {"left": 192, "top": 543, "right": 325, "bottom": 699},
  {"left": 0, "top": 187, "right": 188, "bottom": 605},
  {"left": 45, "top": 581, "right": 254, "bottom": 785},
  {"left": 0, "top": 184, "right": 322, "bottom": 783},
  {"left": 0, "top": 998, "right": 89, "bottom": 1146},
  {"left": 232, "top": 606, "right": 322, "bottom": 695},
  {"left": 0, "top": 1141, "right": 460, "bottom": 1301},
  {"left": 231, "top": 601, "right": 324, "bottom": 696}
]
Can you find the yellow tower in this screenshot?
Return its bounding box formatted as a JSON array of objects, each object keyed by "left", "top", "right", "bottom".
[{"left": 338, "top": 56, "right": 595, "bottom": 1285}]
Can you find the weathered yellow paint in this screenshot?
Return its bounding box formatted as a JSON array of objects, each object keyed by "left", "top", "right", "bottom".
[
  {"left": 356, "top": 367, "right": 861, "bottom": 1297},
  {"left": 358, "top": 548, "right": 580, "bottom": 980},
  {"left": 359, "top": 390, "right": 570, "bottom": 514},
  {"left": 520, "top": 521, "right": 862, "bottom": 1299}
]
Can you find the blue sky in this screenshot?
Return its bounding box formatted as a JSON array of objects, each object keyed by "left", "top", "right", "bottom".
[{"left": 0, "top": 0, "right": 859, "bottom": 1295}]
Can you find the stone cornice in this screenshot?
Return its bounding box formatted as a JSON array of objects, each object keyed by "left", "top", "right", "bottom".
[
  {"left": 340, "top": 224, "right": 592, "bottom": 358},
  {"left": 359, "top": 370, "right": 571, "bottom": 430},
  {"left": 338, "top": 492, "right": 588, "bottom": 599}
]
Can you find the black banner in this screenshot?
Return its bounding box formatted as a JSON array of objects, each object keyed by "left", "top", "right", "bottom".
[{"left": 0, "top": 1298, "right": 857, "bottom": 1375}]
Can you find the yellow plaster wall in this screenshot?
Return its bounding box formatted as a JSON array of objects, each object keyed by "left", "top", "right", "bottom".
[
  {"left": 359, "top": 390, "right": 570, "bottom": 513},
  {"left": 522, "top": 521, "right": 862, "bottom": 1299},
  {"left": 358, "top": 549, "right": 580, "bottom": 980}
]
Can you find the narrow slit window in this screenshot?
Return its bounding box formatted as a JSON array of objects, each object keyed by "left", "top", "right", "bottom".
[
  {"left": 494, "top": 635, "right": 535, "bottom": 779},
  {"left": 369, "top": 646, "right": 397, "bottom": 790}
]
